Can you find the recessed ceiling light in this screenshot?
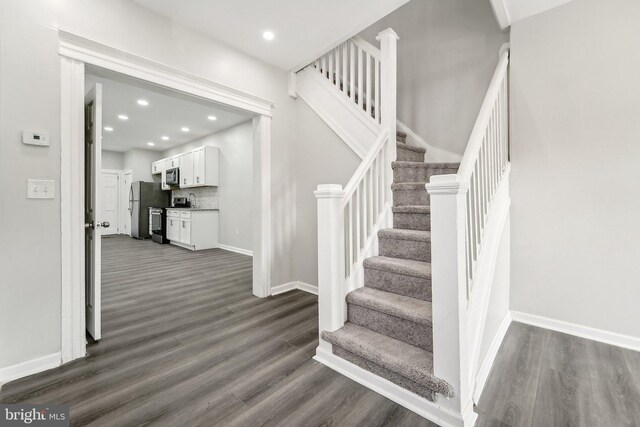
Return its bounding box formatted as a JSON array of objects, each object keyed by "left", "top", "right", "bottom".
[
  {"left": 207, "top": 115, "right": 217, "bottom": 121},
  {"left": 161, "top": 136, "right": 169, "bottom": 141},
  {"left": 181, "top": 127, "right": 190, "bottom": 132},
  {"left": 118, "top": 114, "right": 129, "bottom": 120},
  {"left": 104, "top": 126, "right": 114, "bottom": 132},
  {"left": 147, "top": 142, "right": 155, "bottom": 146},
  {"left": 263, "top": 31, "right": 275, "bottom": 41},
  {"left": 137, "top": 99, "right": 149, "bottom": 106}
]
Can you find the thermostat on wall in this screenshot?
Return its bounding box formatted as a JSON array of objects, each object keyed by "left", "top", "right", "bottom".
[{"left": 22, "top": 130, "right": 50, "bottom": 147}]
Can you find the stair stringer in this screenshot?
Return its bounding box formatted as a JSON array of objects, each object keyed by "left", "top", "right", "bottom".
[
  {"left": 314, "top": 346, "right": 474, "bottom": 427},
  {"left": 296, "top": 66, "right": 382, "bottom": 160}
]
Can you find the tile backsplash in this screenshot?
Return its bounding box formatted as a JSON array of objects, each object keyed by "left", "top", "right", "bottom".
[{"left": 172, "top": 187, "right": 219, "bottom": 209}]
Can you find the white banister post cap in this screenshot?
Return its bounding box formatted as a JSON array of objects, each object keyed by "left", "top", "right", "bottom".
[
  {"left": 315, "top": 184, "right": 345, "bottom": 198},
  {"left": 425, "top": 174, "right": 469, "bottom": 195},
  {"left": 376, "top": 28, "right": 399, "bottom": 42}
]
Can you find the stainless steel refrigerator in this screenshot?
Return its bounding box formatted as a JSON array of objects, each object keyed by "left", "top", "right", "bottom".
[{"left": 129, "top": 181, "right": 169, "bottom": 239}]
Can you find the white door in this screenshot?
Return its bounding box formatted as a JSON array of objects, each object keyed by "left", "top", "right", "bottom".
[
  {"left": 85, "top": 83, "right": 104, "bottom": 341},
  {"left": 123, "top": 171, "right": 133, "bottom": 236},
  {"left": 180, "top": 218, "right": 191, "bottom": 244},
  {"left": 167, "top": 216, "right": 179, "bottom": 241},
  {"left": 101, "top": 172, "right": 119, "bottom": 235}
]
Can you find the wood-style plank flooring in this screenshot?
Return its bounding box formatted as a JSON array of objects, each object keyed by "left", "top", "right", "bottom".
[
  {"left": 0, "top": 236, "right": 433, "bottom": 426},
  {"left": 476, "top": 321, "right": 640, "bottom": 426}
]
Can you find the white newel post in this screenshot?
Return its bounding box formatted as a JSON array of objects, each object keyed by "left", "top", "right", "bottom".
[
  {"left": 426, "top": 175, "right": 476, "bottom": 426},
  {"left": 315, "top": 184, "right": 346, "bottom": 350},
  {"left": 378, "top": 28, "right": 398, "bottom": 223}
]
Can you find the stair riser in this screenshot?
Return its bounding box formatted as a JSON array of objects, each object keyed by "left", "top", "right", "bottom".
[
  {"left": 396, "top": 147, "right": 424, "bottom": 162},
  {"left": 396, "top": 135, "right": 407, "bottom": 144},
  {"left": 364, "top": 268, "right": 431, "bottom": 301},
  {"left": 348, "top": 304, "right": 433, "bottom": 352},
  {"left": 332, "top": 346, "right": 436, "bottom": 401},
  {"left": 393, "top": 212, "right": 430, "bottom": 231},
  {"left": 393, "top": 188, "right": 430, "bottom": 207},
  {"left": 379, "top": 236, "right": 430, "bottom": 263},
  {"left": 393, "top": 168, "right": 457, "bottom": 184}
]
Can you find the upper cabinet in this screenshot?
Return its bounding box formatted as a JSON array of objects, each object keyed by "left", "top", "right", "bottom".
[{"left": 154, "top": 146, "right": 219, "bottom": 190}]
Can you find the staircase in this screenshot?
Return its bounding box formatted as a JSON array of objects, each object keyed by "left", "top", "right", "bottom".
[
  {"left": 299, "top": 27, "right": 511, "bottom": 427},
  {"left": 322, "top": 131, "right": 459, "bottom": 401}
]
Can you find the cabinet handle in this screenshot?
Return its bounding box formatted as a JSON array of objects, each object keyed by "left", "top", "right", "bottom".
[
  {"left": 196, "top": 177, "right": 200, "bottom": 184},
  {"left": 182, "top": 221, "right": 185, "bottom": 228}
]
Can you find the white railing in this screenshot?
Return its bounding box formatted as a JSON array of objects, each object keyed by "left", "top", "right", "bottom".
[
  {"left": 425, "top": 45, "right": 510, "bottom": 423},
  {"left": 314, "top": 29, "right": 398, "bottom": 340},
  {"left": 311, "top": 36, "right": 383, "bottom": 126},
  {"left": 458, "top": 47, "right": 510, "bottom": 296}
]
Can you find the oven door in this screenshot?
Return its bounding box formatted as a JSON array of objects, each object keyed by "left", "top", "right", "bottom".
[{"left": 150, "top": 210, "right": 163, "bottom": 235}]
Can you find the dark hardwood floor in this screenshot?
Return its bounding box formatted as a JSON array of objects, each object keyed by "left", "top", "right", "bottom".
[
  {"left": 0, "top": 235, "right": 434, "bottom": 426},
  {"left": 476, "top": 321, "right": 640, "bottom": 426}
]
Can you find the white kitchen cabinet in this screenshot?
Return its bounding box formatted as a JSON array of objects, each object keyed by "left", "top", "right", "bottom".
[
  {"left": 167, "top": 155, "right": 180, "bottom": 169},
  {"left": 167, "top": 209, "right": 218, "bottom": 250},
  {"left": 151, "top": 160, "right": 164, "bottom": 175},
  {"left": 179, "top": 151, "right": 194, "bottom": 188},
  {"left": 193, "top": 146, "right": 219, "bottom": 187},
  {"left": 161, "top": 159, "right": 170, "bottom": 190}
]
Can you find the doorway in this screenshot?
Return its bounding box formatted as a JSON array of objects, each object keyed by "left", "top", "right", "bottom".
[{"left": 60, "top": 32, "right": 273, "bottom": 363}]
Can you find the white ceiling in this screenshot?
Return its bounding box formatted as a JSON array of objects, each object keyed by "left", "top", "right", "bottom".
[
  {"left": 85, "top": 68, "right": 253, "bottom": 153},
  {"left": 132, "top": 0, "right": 410, "bottom": 70}
]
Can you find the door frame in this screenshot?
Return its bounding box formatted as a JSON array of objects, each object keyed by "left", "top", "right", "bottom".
[
  {"left": 59, "top": 31, "right": 274, "bottom": 363},
  {"left": 101, "top": 168, "right": 123, "bottom": 235}
]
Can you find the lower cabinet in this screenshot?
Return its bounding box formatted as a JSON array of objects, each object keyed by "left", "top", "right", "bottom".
[{"left": 166, "top": 209, "right": 218, "bottom": 250}]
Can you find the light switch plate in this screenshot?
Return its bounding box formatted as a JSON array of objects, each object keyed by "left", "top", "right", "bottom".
[
  {"left": 27, "top": 179, "right": 55, "bottom": 199},
  {"left": 22, "top": 131, "right": 50, "bottom": 147}
]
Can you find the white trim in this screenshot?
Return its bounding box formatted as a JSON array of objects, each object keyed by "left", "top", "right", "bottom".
[
  {"left": 271, "top": 281, "right": 318, "bottom": 296},
  {"left": 59, "top": 32, "right": 274, "bottom": 370},
  {"left": 473, "top": 311, "right": 512, "bottom": 402},
  {"left": 511, "top": 311, "right": 640, "bottom": 353},
  {"left": 489, "top": 0, "right": 511, "bottom": 30},
  {"left": 60, "top": 56, "right": 86, "bottom": 364},
  {"left": 314, "top": 346, "right": 474, "bottom": 427},
  {"left": 396, "top": 120, "right": 462, "bottom": 163},
  {"left": 217, "top": 244, "right": 253, "bottom": 257},
  {"left": 0, "top": 353, "right": 61, "bottom": 388},
  {"left": 59, "top": 32, "right": 273, "bottom": 117}
]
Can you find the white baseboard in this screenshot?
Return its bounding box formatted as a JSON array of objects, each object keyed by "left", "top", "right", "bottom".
[
  {"left": 217, "top": 244, "right": 253, "bottom": 257},
  {"left": 511, "top": 310, "right": 640, "bottom": 353},
  {"left": 0, "top": 352, "right": 61, "bottom": 388},
  {"left": 271, "top": 281, "right": 318, "bottom": 296},
  {"left": 314, "top": 346, "right": 471, "bottom": 427},
  {"left": 472, "top": 311, "right": 512, "bottom": 402}
]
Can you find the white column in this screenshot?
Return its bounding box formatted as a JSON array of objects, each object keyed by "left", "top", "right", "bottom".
[
  {"left": 315, "top": 184, "right": 346, "bottom": 349},
  {"left": 426, "top": 175, "right": 476, "bottom": 426},
  {"left": 377, "top": 28, "right": 399, "bottom": 224}
]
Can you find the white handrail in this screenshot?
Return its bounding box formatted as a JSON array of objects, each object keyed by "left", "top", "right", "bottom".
[
  {"left": 352, "top": 35, "right": 381, "bottom": 59},
  {"left": 457, "top": 49, "right": 509, "bottom": 181},
  {"left": 342, "top": 130, "right": 388, "bottom": 203}
]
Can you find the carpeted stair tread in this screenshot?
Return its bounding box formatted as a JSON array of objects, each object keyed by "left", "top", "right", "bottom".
[
  {"left": 395, "top": 142, "right": 425, "bottom": 154},
  {"left": 322, "top": 323, "right": 454, "bottom": 397},
  {"left": 364, "top": 256, "right": 431, "bottom": 279},
  {"left": 392, "top": 205, "right": 430, "bottom": 214},
  {"left": 392, "top": 161, "right": 460, "bottom": 170},
  {"left": 347, "top": 287, "right": 432, "bottom": 326},
  {"left": 378, "top": 228, "right": 430, "bottom": 242},
  {"left": 391, "top": 182, "right": 427, "bottom": 190},
  {"left": 396, "top": 130, "right": 408, "bottom": 139}
]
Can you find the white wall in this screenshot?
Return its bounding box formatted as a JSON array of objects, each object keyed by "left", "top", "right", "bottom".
[
  {"left": 359, "top": 0, "right": 509, "bottom": 156},
  {"left": 123, "top": 148, "right": 162, "bottom": 183},
  {"left": 102, "top": 150, "right": 124, "bottom": 170},
  {"left": 0, "top": 0, "right": 296, "bottom": 371},
  {"left": 164, "top": 121, "right": 253, "bottom": 252},
  {"left": 510, "top": 0, "right": 640, "bottom": 339},
  {"left": 294, "top": 101, "right": 360, "bottom": 288}
]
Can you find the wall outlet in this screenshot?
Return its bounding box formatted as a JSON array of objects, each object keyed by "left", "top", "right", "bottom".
[
  {"left": 27, "top": 179, "right": 55, "bottom": 199},
  {"left": 22, "top": 131, "right": 50, "bottom": 147}
]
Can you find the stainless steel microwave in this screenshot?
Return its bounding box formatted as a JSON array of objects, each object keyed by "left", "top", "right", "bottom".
[{"left": 166, "top": 167, "right": 180, "bottom": 186}]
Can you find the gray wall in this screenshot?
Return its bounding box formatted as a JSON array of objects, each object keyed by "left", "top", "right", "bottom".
[
  {"left": 510, "top": 0, "right": 640, "bottom": 338},
  {"left": 102, "top": 150, "right": 124, "bottom": 170},
  {"left": 359, "top": 0, "right": 509, "bottom": 156},
  {"left": 294, "top": 101, "right": 360, "bottom": 288},
  {"left": 164, "top": 121, "right": 253, "bottom": 252},
  {"left": 0, "top": 0, "right": 296, "bottom": 370},
  {"left": 123, "top": 148, "right": 163, "bottom": 183}
]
